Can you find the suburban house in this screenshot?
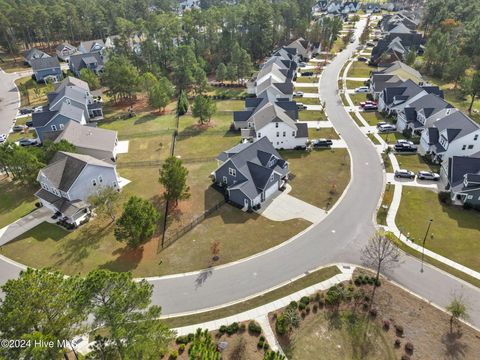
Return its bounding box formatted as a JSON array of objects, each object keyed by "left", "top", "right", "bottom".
[
  {"left": 370, "top": 73, "right": 404, "bottom": 100},
  {"left": 419, "top": 111, "right": 480, "bottom": 164},
  {"left": 396, "top": 93, "right": 452, "bottom": 133},
  {"left": 24, "top": 48, "right": 50, "bottom": 66},
  {"left": 47, "top": 121, "right": 118, "bottom": 162},
  {"left": 35, "top": 151, "right": 121, "bottom": 226},
  {"left": 69, "top": 52, "right": 105, "bottom": 77},
  {"left": 444, "top": 153, "right": 480, "bottom": 207},
  {"left": 212, "top": 137, "right": 289, "bottom": 210},
  {"left": 32, "top": 77, "right": 103, "bottom": 142},
  {"left": 31, "top": 57, "right": 62, "bottom": 83},
  {"left": 286, "top": 38, "right": 311, "bottom": 61},
  {"left": 55, "top": 42, "right": 78, "bottom": 62},
  {"left": 78, "top": 39, "right": 105, "bottom": 54},
  {"left": 105, "top": 34, "right": 143, "bottom": 55},
  {"left": 233, "top": 95, "right": 307, "bottom": 149}
]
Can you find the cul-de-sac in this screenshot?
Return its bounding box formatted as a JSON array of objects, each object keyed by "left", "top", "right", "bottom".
[{"left": 0, "top": 0, "right": 479, "bottom": 359}]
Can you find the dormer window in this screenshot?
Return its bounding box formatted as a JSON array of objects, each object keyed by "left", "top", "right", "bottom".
[
  {"left": 92, "top": 179, "right": 97, "bottom": 186},
  {"left": 275, "top": 123, "right": 279, "bottom": 128},
  {"left": 475, "top": 135, "right": 478, "bottom": 141},
  {"left": 229, "top": 168, "right": 236, "bottom": 177},
  {"left": 59, "top": 124, "right": 64, "bottom": 130},
  {"left": 270, "top": 174, "right": 274, "bottom": 182},
  {"left": 51, "top": 125, "right": 57, "bottom": 131},
  {"left": 462, "top": 145, "right": 466, "bottom": 150},
  {"left": 258, "top": 133, "right": 261, "bottom": 138},
  {"left": 99, "top": 175, "right": 103, "bottom": 183}
]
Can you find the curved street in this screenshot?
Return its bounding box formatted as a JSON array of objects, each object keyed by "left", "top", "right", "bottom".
[{"left": 1, "top": 20, "right": 480, "bottom": 327}]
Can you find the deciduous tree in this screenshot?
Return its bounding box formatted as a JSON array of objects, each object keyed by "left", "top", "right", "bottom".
[
  {"left": 88, "top": 186, "right": 120, "bottom": 223},
  {"left": 79, "top": 68, "right": 100, "bottom": 90},
  {"left": 192, "top": 95, "right": 216, "bottom": 124}
]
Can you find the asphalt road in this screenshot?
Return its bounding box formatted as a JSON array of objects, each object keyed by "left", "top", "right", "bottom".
[
  {"left": 0, "top": 21, "right": 479, "bottom": 327},
  {"left": 0, "top": 70, "right": 22, "bottom": 136}
]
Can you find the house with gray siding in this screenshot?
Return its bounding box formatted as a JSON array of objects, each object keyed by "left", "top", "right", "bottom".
[
  {"left": 445, "top": 153, "right": 480, "bottom": 207},
  {"left": 35, "top": 151, "right": 121, "bottom": 225},
  {"left": 212, "top": 137, "right": 289, "bottom": 210},
  {"left": 78, "top": 39, "right": 105, "bottom": 54},
  {"left": 56, "top": 42, "right": 78, "bottom": 62},
  {"left": 31, "top": 57, "right": 62, "bottom": 83},
  {"left": 24, "top": 48, "right": 50, "bottom": 66},
  {"left": 69, "top": 52, "right": 105, "bottom": 77}
]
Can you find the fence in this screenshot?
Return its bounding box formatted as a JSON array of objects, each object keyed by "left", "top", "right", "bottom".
[
  {"left": 118, "top": 156, "right": 217, "bottom": 169},
  {"left": 160, "top": 200, "right": 226, "bottom": 250}
]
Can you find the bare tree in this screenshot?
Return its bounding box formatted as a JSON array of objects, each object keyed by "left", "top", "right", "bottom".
[{"left": 361, "top": 232, "right": 401, "bottom": 304}]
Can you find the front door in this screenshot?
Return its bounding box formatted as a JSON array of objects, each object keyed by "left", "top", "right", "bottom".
[{"left": 244, "top": 199, "right": 249, "bottom": 209}]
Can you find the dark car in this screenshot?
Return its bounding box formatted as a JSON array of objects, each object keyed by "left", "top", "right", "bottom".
[
  {"left": 302, "top": 71, "right": 314, "bottom": 76},
  {"left": 358, "top": 56, "right": 368, "bottom": 62},
  {"left": 19, "top": 108, "right": 33, "bottom": 115},
  {"left": 312, "top": 138, "right": 333, "bottom": 148},
  {"left": 363, "top": 104, "right": 378, "bottom": 111},
  {"left": 12, "top": 125, "right": 26, "bottom": 132},
  {"left": 394, "top": 144, "right": 417, "bottom": 152},
  {"left": 26, "top": 120, "right": 33, "bottom": 127}
]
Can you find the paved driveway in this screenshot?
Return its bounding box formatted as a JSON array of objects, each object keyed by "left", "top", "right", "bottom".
[
  {"left": 258, "top": 186, "right": 326, "bottom": 223},
  {"left": 0, "top": 207, "right": 52, "bottom": 246},
  {"left": 386, "top": 173, "right": 439, "bottom": 190}
]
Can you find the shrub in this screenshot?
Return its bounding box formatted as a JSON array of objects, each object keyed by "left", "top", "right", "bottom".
[
  {"left": 394, "top": 339, "right": 401, "bottom": 348},
  {"left": 175, "top": 336, "right": 190, "bottom": 344},
  {"left": 263, "top": 342, "right": 269, "bottom": 350},
  {"left": 298, "top": 302, "right": 306, "bottom": 311},
  {"left": 367, "top": 277, "right": 375, "bottom": 285},
  {"left": 318, "top": 298, "right": 325, "bottom": 307},
  {"left": 187, "top": 333, "right": 194, "bottom": 342},
  {"left": 300, "top": 296, "right": 310, "bottom": 305},
  {"left": 438, "top": 191, "right": 452, "bottom": 205},
  {"left": 374, "top": 278, "right": 381, "bottom": 287},
  {"left": 401, "top": 356, "right": 410, "bottom": 360},
  {"left": 306, "top": 306, "right": 311, "bottom": 314},
  {"left": 219, "top": 325, "right": 227, "bottom": 335},
  {"left": 383, "top": 319, "right": 390, "bottom": 331},
  {"left": 275, "top": 314, "right": 287, "bottom": 335},
  {"left": 369, "top": 308, "right": 378, "bottom": 318},
  {"left": 395, "top": 324, "right": 404, "bottom": 336},
  {"left": 315, "top": 292, "right": 321, "bottom": 301},
  {"left": 405, "top": 342, "right": 414, "bottom": 354},
  {"left": 169, "top": 349, "right": 178, "bottom": 359},
  {"left": 313, "top": 304, "right": 318, "bottom": 313},
  {"left": 226, "top": 322, "right": 239, "bottom": 335},
  {"left": 301, "top": 310, "right": 306, "bottom": 318},
  {"left": 287, "top": 301, "right": 298, "bottom": 310},
  {"left": 257, "top": 341, "right": 264, "bottom": 348},
  {"left": 361, "top": 276, "right": 369, "bottom": 285},
  {"left": 239, "top": 323, "right": 246, "bottom": 332},
  {"left": 178, "top": 344, "right": 185, "bottom": 353},
  {"left": 248, "top": 321, "right": 262, "bottom": 335},
  {"left": 259, "top": 335, "right": 266, "bottom": 342}
]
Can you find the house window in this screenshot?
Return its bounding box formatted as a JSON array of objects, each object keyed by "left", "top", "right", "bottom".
[
  {"left": 66, "top": 99, "right": 71, "bottom": 105},
  {"left": 275, "top": 123, "right": 279, "bottom": 128},
  {"left": 228, "top": 168, "right": 236, "bottom": 177},
  {"left": 99, "top": 175, "right": 103, "bottom": 183},
  {"left": 292, "top": 131, "right": 295, "bottom": 136},
  {"left": 475, "top": 135, "right": 479, "bottom": 141},
  {"left": 467, "top": 195, "right": 473, "bottom": 200},
  {"left": 248, "top": 122, "right": 251, "bottom": 128},
  {"left": 462, "top": 145, "right": 466, "bottom": 150},
  {"left": 270, "top": 174, "right": 274, "bottom": 182},
  {"left": 276, "top": 132, "right": 279, "bottom": 137},
  {"left": 222, "top": 176, "right": 227, "bottom": 184},
  {"left": 92, "top": 179, "right": 97, "bottom": 186},
  {"left": 51, "top": 125, "right": 57, "bottom": 131},
  {"left": 283, "top": 131, "right": 286, "bottom": 137},
  {"left": 59, "top": 123, "right": 64, "bottom": 130},
  {"left": 258, "top": 133, "right": 261, "bottom": 138},
  {"left": 112, "top": 181, "right": 117, "bottom": 187},
  {"left": 468, "top": 145, "right": 474, "bottom": 149}
]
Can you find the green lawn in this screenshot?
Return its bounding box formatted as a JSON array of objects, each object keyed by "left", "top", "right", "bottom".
[
  {"left": 308, "top": 127, "right": 340, "bottom": 139},
  {"left": 396, "top": 188, "right": 480, "bottom": 272},
  {"left": 349, "top": 93, "right": 367, "bottom": 106},
  {"left": 296, "top": 76, "right": 318, "bottom": 83},
  {"left": 298, "top": 97, "right": 320, "bottom": 105},
  {"left": 395, "top": 154, "right": 440, "bottom": 173},
  {"left": 331, "top": 38, "right": 346, "bottom": 54},
  {"left": 340, "top": 93, "right": 349, "bottom": 106},
  {"left": 345, "top": 79, "right": 366, "bottom": 89},
  {"left": 378, "top": 132, "right": 406, "bottom": 144},
  {"left": 347, "top": 61, "right": 376, "bottom": 78},
  {"left": 283, "top": 149, "right": 350, "bottom": 209},
  {"left": 0, "top": 176, "right": 38, "bottom": 228},
  {"left": 298, "top": 110, "right": 327, "bottom": 121},
  {"left": 15, "top": 76, "right": 52, "bottom": 107},
  {"left": 0, "top": 53, "right": 30, "bottom": 73},
  {"left": 367, "top": 133, "right": 380, "bottom": 145},
  {"left": 294, "top": 87, "right": 319, "bottom": 93},
  {"left": 361, "top": 111, "right": 385, "bottom": 126},
  {"left": 349, "top": 112, "right": 365, "bottom": 127},
  {"left": 377, "top": 184, "right": 394, "bottom": 225}
]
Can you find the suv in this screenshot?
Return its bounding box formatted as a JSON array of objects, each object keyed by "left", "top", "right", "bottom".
[
  {"left": 417, "top": 171, "right": 440, "bottom": 181},
  {"left": 394, "top": 169, "right": 415, "bottom": 179},
  {"left": 293, "top": 91, "right": 304, "bottom": 97},
  {"left": 296, "top": 103, "right": 307, "bottom": 110},
  {"left": 363, "top": 104, "right": 378, "bottom": 111},
  {"left": 311, "top": 138, "right": 333, "bottom": 148},
  {"left": 394, "top": 143, "right": 417, "bottom": 152},
  {"left": 397, "top": 139, "right": 414, "bottom": 146},
  {"left": 378, "top": 124, "right": 396, "bottom": 132},
  {"left": 355, "top": 86, "right": 369, "bottom": 93}
]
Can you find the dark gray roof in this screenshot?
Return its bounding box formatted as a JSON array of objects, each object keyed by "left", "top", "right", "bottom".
[
  {"left": 295, "top": 123, "right": 308, "bottom": 138},
  {"left": 32, "top": 110, "right": 57, "bottom": 127},
  {"left": 449, "top": 155, "right": 480, "bottom": 192},
  {"left": 433, "top": 111, "right": 480, "bottom": 141},
  {"left": 382, "top": 79, "right": 424, "bottom": 106},
  {"left": 24, "top": 48, "right": 49, "bottom": 62},
  {"left": 31, "top": 57, "right": 60, "bottom": 71},
  {"left": 80, "top": 39, "right": 105, "bottom": 53},
  {"left": 69, "top": 52, "right": 104, "bottom": 71},
  {"left": 35, "top": 189, "right": 89, "bottom": 217},
  {"left": 234, "top": 111, "right": 253, "bottom": 123},
  {"left": 404, "top": 93, "right": 452, "bottom": 120},
  {"left": 56, "top": 42, "right": 76, "bottom": 52},
  {"left": 216, "top": 137, "right": 288, "bottom": 199},
  {"left": 371, "top": 74, "right": 404, "bottom": 93}
]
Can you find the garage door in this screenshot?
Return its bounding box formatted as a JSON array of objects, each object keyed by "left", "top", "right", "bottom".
[{"left": 264, "top": 181, "right": 278, "bottom": 200}]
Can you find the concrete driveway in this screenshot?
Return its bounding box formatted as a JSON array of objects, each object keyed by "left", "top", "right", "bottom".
[
  {"left": 0, "top": 207, "right": 52, "bottom": 246},
  {"left": 258, "top": 185, "right": 326, "bottom": 223},
  {"left": 386, "top": 173, "right": 440, "bottom": 190}
]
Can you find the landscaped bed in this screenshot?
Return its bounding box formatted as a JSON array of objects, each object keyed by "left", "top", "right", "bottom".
[
  {"left": 298, "top": 110, "right": 327, "bottom": 121},
  {"left": 396, "top": 187, "right": 480, "bottom": 272},
  {"left": 284, "top": 149, "right": 350, "bottom": 209},
  {"left": 272, "top": 269, "right": 480, "bottom": 360}
]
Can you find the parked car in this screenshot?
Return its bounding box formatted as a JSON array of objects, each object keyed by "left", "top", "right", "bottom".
[
  {"left": 356, "top": 45, "right": 364, "bottom": 50},
  {"left": 302, "top": 71, "right": 314, "bottom": 76},
  {"left": 378, "top": 124, "right": 396, "bottom": 132},
  {"left": 376, "top": 121, "right": 388, "bottom": 128},
  {"left": 294, "top": 145, "right": 307, "bottom": 150},
  {"left": 26, "top": 120, "right": 33, "bottom": 127},
  {"left": 0, "top": 134, "right": 7, "bottom": 143},
  {"left": 33, "top": 106, "right": 44, "bottom": 112},
  {"left": 363, "top": 104, "right": 378, "bottom": 111},
  {"left": 360, "top": 100, "right": 376, "bottom": 107},
  {"left": 12, "top": 125, "right": 26, "bottom": 132},
  {"left": 312, "top": 138, "right": 333, "bottom": 148},
  {"left": 18, "top": 138, "right": 37, "bottom": 147},
  {"left": 298, "top": 62, "right": 307, "bottom": 68},
  {"left": 357, "top": 56, "right": 368, "bottom": 62},
  {"left": 19, "top": 108, "right": 33, "bottom": 115},
  {"left": 397, "top": 139, "right": 414, "bottom": 146},
  {"left": 394, "top": 169, "right": 415, "bottom": 179},
  {"left": 93, "top": 95, "right": 103, "bottom": 103},
  {"left": 355, "top": 86, "right": 369, "bottom": 93},
  {"left": 293, "top": 91, "right": 304, "bottom": 97},
  {"left": 296, "top": 103, "right": 307, "bottom": 110},
  {"left": 394, "top": 143, "right": 417, "bottom": 152},
  {"left": 366, "top": 41, "right": 375, "bottom": 47},
  {"left": 417, "top": 171, "right": 440, "bottom": 181}
]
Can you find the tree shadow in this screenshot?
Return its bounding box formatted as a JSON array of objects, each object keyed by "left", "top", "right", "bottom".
[
  {"left": 441, "top": 331, "right": 469, "bottom": 360},
  {"left": 194, "top": 267, "right": 213, "bottom": 289},
  {"left": 133, "top": 114, "right": 158, "bottom": 125},
  {"left": 99, "top": 246, "right": 144, "bottom": 273}
]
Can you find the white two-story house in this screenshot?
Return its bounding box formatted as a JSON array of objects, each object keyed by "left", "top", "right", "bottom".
[{"left": 35, "top": 152, "right": 121, "bottom": 226}]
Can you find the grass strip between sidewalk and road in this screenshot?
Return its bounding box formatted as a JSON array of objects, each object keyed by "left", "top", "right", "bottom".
[
  {"left": 386, "top": 233, "right": 480, "bottom": 289},
  {"left": 161, "top": 265, "right": 341, "bottom": 328}
]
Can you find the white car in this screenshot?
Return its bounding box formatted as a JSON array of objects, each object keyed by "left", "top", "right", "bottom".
[
  {"left": 33, "top": 106, "right": 44, "bottom": 112},
  {"left": 0, "top": 134, "right": 7, "bottom": 143},
  {"left": 397, "top": 139, "right": 414, "bottom": 146},
  {"left": 378, "top": 124, "right": 396, "bottom": 132},
  {"left": 293, "top": 91, "right": 304, "bottom": 97},
  {"left": 417, "top": 171, "right": 440, "bottom": 181},
  {"left": 355, "top": 86, "right": 369, "bottom": 93}
]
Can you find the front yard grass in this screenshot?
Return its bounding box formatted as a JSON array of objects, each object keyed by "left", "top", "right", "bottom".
[
  {"left": 345, "top": 79, "right": 366, "bottom": 89},
  {"left": 295, "top": 76, "right": 318, "bottom": 83},
  {"left": 298, "top": 97, "right": 320, "bottom": 105},
  {"left": 298, "top": 110, "right": 327, "bottom": 121},
  {"left": 361, "top": 111, "right": 385, "bottom": 126},
  {"left": 347, "top": 61, "right": 376, "bottom": 78},
  {"left": 349, "top": 92, "right": 367, "bottom": 106},
  {"left": 308, "top": 127, "right": 340, "bottom": 139},
  {"left": 377, "top": 184, "right": 394, "bottom": 225},
  {"left": 15, "top": 76, "right": 52, "bottom": 107},
  {"left": 396, "top": 188, "right": 480, "bottom": 272},
  {"left": 395, "top": 154, "right": 440, "bottom": 173},
  {"left": 294, "top": 86, "right": 319, "bottom": 93},
  {"left": 0, "top": 176, "right": 38, "bottom": 228},
  {"left": 0, "top": 53, "right": 30, "bottom": 73},
  {"left": 284, "top": 149, "right": 350, "bottom": 209},
  {"left": 378, "top": 132, "right": 406, "bottom": 144}
]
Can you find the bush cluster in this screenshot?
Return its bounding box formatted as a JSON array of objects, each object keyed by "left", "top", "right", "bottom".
[
  {"left": 219, "top": 322, "right": 239, "bottom": 335},
  {"left": 248, "top": 321, "right": 262, "bottom": 335},
  {"left": 175, "top": 333, "right": 194, "bottom": 344},
  {"left": 354, "top": 274, "right": 380, "bottom": 287},
  {"left": 275, "top": 314, "right": 287, "bottom": 336}
]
